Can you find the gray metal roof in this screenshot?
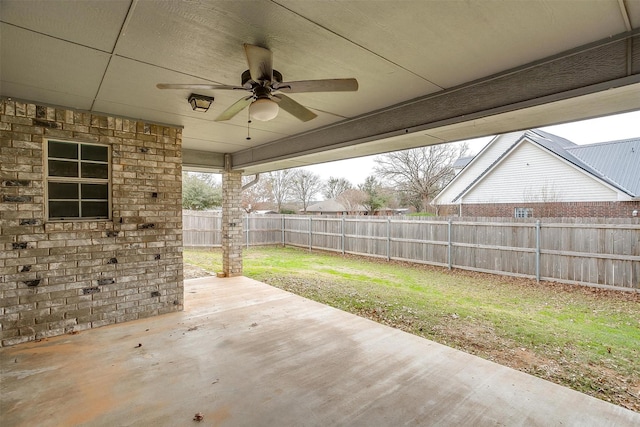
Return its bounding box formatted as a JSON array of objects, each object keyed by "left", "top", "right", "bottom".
[
  {"left": 453, "top": 156, "right": 474, "bottom": 169},
  {"left": 567, "top": 138, "right": 640, "bottom": 196}
]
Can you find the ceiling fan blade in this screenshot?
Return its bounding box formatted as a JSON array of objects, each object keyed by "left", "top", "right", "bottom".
[
  {"left": 214, "top": 96, "right": 253, "bottom": 121},
  {"left": 272, "top": 94, "right": 317, "bottom": 122},
  {"left": 273, "top": 78, "right": 358, "bottom": 93},
  {"left": 157, "top": 83, "right": 245, "bottom": 91},
  {"left": 244, "top": 44, "right": 273, "bottom": 83}
]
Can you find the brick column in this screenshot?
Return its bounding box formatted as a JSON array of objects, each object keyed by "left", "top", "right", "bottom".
[{"left": 221, "top": 170, "right": 243, "bottom": 277}]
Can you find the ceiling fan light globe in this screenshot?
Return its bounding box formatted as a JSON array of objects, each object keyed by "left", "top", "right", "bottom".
[{"left": 250, "top": 98, "right": 279, "bottom": 121}]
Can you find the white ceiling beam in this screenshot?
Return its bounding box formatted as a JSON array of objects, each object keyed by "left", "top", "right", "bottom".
[{"left": 182, "top": 149, "right": 226, "bottom": 171}]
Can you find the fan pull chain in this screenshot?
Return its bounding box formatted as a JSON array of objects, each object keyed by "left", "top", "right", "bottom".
[{"left": 246, "top": 111, "right": 252, "bottom": 140}]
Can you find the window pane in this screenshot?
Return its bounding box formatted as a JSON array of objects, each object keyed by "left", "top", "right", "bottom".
[
  {"left": 81, "top": 201, "right": 109, "bottom": 218},
  {"left": 81, "top": 183, "right": 108, "bottom": 199},
  {"left": 48, "top": 160, "right": 78, "bottom": 177},
  {"left": 49, "top": 182, "right": 78, "bottom": 199},
  {"left": 49, "top": 201, "right": 79, "bottom": 218},
  {"left": 81, "top": 145, "right": 108, "bottom": 162},
  {"left": 81, "top": 163, "right": 108, "bottom": 179},
  {"left": 48, "top": 141, "right": 78, "bottom": 159}
]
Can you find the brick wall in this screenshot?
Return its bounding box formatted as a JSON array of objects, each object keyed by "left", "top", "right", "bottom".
[
  {"left": 438, "top": 201, "right": 640, "bottom": 218},
  {"left": 0, "top": 99, "right": 183, "bottom": 347}
]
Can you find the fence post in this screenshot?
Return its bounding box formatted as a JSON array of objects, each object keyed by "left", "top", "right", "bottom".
[
  {"left": 448, "top": 219, "right": 453, "bottom": 270},
  {"left": 217, "top": 213, "right": 222, "bottom": 248},
  {"left": 387, "top": 218, "right": 391, "bottom": 261},
  {"left": 535, "top": 220, "right": 541, "bottom": 283},
  {"left": 245, "top": 215, "right": 250, "bottom": 249},
  {"left": 341, "top": 217, "right": 345, "bottom": 255},
  {"left": 281, "top": 215, "right": 285, "bottom": 247},
  {"left": 356, "top": 217, "right": 359, "bottom": 252},
  {"left": 309, "top": 216, "right": 312, "bottom": 251}
]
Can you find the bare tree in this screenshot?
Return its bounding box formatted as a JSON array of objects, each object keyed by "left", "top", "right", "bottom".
[
  {"left": 268, "top": 169, "right": 294, "bottom": 213},
  {"left": 291, "top": 170, "right": 323, "bottom": 213},
  {"left": 323, "top": 177, "right": 352, "bottom": 200},
  {"left": 337, "top": 188, "right": 367, "bottom": 213},
  {"left": 374, "top": 143, "right": 467, "bottom": 212},
  {"left": 241, "top": 175, "right": 272, "bottom": 213}
]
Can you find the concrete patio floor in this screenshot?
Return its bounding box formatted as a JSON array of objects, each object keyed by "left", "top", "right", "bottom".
[{"left": 1, "top": 276, "right": 639, "bottom": 427}]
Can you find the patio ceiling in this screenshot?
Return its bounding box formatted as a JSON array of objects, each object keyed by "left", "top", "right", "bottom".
[{"left": 1, "top": 0, "right": 639, "bottom": 174}]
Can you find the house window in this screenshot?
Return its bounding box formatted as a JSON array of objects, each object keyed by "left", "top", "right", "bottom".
[
  {"left": 514, "top": 207, "right": 533, "bottom": 218},
  {"left": 46, "top": 139, "right": 110, "bottom": 220}
]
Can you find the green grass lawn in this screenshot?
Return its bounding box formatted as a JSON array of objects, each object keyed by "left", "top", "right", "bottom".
[{"left": 184, "top": 246, "right": 640, "bottom": 412}]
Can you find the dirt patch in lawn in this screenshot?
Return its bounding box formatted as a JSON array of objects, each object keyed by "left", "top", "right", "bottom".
[{"left": 184, "top": 264, "right": 214, "bottom": 280}]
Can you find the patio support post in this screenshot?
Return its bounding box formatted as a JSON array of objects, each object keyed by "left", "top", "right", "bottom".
[{"left": 222, "top": 165, "right": 243, "bottom": 277}]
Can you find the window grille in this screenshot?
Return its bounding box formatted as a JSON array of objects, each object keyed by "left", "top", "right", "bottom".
[{"left": 46, "top": 139, "right": 110, "bottom": 220}]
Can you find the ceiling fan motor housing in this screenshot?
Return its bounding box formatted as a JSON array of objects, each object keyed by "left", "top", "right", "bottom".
[{"left": 241, "top": 69, "right": 283, "bottom": 87}]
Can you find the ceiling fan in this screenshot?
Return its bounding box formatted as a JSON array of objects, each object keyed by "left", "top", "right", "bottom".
[{"left": 157, "top": 44, "right": 358, "bottom": 122}]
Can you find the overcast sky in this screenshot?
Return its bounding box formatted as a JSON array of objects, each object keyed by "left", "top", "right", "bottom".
[{"left": 300, "top": 110, "right": 640, "bottom": 185}]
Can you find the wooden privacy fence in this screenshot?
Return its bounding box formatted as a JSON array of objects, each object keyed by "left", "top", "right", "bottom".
[{"left": 183, "top": 211, "right": 640, "bottom": 291}]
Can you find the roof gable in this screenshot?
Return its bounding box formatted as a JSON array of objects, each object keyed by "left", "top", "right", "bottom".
[
  {"left": 459, "top": 139, "right": 619, "bottom": 203},
  {"left": 436, "top": 129, "right": 639, "bottom": 205},
  {"left": 432, "top": 131, "right": 526, "bottom": 204}
]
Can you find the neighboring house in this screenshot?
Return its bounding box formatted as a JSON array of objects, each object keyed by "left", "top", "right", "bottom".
[
  {"left": 391, "top": 208, "right": 411, "bottom": 215},
  {"left": 433, "top": 130, "right": 640, "bottom": 218},
  {"left": 304, "top": 199, "right": 358, "bottom": 215},
  {"left": 375, "top": 207, "right": 411, "bottom": 216},
  {"left": 252, "top": 210, "right": 279, "bottom": 215},
  {"left": 304, "top": 199, "right": 410, "bottom": 216}
]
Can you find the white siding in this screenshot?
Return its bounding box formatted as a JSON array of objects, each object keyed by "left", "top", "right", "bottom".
[
  {"left": 462, "top": 141, "right": 618, "bottom": 203},
  {"left": 434, "top": 132, "right": 524, "bottom": 204}
]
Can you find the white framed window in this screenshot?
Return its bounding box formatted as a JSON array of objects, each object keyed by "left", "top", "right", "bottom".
[
  {"left": 45, "top": 139, "right": 111, "bottom": 220},
  {"left": 514, "top": 207, "right": 533, "bottom": 218}
]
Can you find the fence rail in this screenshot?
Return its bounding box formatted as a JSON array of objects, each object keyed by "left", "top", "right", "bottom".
[{"left": 183, "top": 211, "right": 640, "bottom": 290}]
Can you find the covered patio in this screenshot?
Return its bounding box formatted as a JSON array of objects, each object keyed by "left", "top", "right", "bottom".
[
  {"left": 2, "top": 2, "right": 640, "bottom": 423},
  {"left": 2, "top": 276, "right": 639, "bottom": 426}
]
